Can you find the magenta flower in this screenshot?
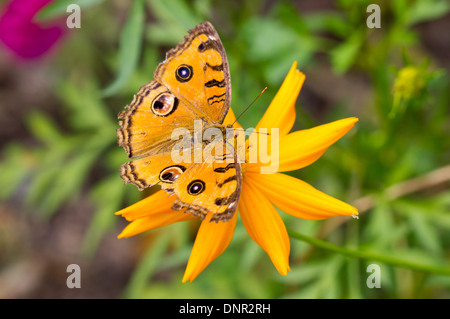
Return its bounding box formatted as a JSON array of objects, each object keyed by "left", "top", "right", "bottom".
[{"left": 0, "top": 0, "right": 64, "bottom": 59}]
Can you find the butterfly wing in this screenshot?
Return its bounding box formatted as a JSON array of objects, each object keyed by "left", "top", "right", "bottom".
[
  {"left": 170, "top": 141, "right": 242, "bottom": 222},
  {"left": 118, "top": 22, "right": 231, "bottom": 159},
  {"left": 121, "top": 142, "right": 242, "bottom": 222},
  {"left": 117, "top": 80, "right": 198, "bottom": 159},
  {"left": 154, "top": 21, "right": 231, "bottom": 125}
]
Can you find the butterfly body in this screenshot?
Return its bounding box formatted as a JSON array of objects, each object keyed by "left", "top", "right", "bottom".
[{"left": 117, "top": 22, "right": 242, "bottom": 222}]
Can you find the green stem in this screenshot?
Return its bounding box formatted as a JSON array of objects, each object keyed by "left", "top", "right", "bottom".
[{"left": 288, "top": 229, "right": 450, "bottom": 277}]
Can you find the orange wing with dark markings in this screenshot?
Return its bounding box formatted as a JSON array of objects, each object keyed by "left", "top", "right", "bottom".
[
  {"left": 154, "top": 21, "right": 231, "bottom": 124},
  {"left": 117, "top": 80, "right": 197, "bottom": 159},
  {"left": 120, "top": 142, "right": 242, "bottom": 222}
]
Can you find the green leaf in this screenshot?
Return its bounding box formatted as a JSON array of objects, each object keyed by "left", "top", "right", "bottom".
[
  {"left": 35, "top": 152, "right": 99, "bottom": 217},
  {"left": 393, "top": 200, "right": 444, "bottom": 255},
  {"left": 241, "top": 18, "right": 298, "bottom": 62},
  {"left": 408, "top": 213, "right": 443, "bottom": 255},
  {"left": 240, "top": 17, "right": 317, "bottom": 84},
  {"left": 365, "top": 199, "right": 396, "bottom": 248},
  {"left": 124, "top": 232, "right": 171, "bottom": 298},
  {"left": 146, "top": 23, "right": 188, "bottom": 45},
  {"left": 0, "top": 144, "right": 32, "bottom": 200},
  {"left": 276, "top": 260, "right": 327, "bottom": 285},
  {"left": 329, "top": 30, "right": 364, "bottom": 74},
  {"left": 25, "top": 160, "right": 66, "bottom": 212},
  {"left": 405, "top": 0, "right": 450, "bottom": 26},
  {"left": 303, "top": 11, "right": 350, "bottom": 37},
  {"left": 26, "top": 112, "right": 63, "bottom": 145},
  {"left": 102, "top": 0, "right": 146, "bottom": 96},
  {"left": 288, "top": 229, "right": 450, "bottom": 276},
  {"left": 58, "top": 80, "right": 116, "bottom": 134},
  {"left": 239, "top": 240, "right": 263, "bottom": 272},
  {"left": 82, "top": 174, "right": 127, "bottom": 256},
  {"left": 147, "top": 0, "right": 200, "bottom": 30}
]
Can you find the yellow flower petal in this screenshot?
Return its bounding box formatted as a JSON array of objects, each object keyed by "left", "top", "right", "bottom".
[
  {"left": 238, "top": 178, "right": 290, "bottom": 275},
  {"left": 247, "top": 172, "right": 358, "bottom": 220},
  {"left": 117, "top": 210, "right": 193, "bottom": 238},
  {"left": 223, "top": 106, "right": 236, "bottom": 126},
  {"left": 182, "top": 212, "right": 238, "bottom": 283},
  {"left": 247, "top": 117, "right": 358, "bottom": 173},
  {"left": 116, "top": 190, "right": 194, "bottom": 238},
  {"left": 116, "top": 190, "right": 177, "bottom": 221},
  {"left": 255, "top": 61, "right": 305, "bottom": 137}
]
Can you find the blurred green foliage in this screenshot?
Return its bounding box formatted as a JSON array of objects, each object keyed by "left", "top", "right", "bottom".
[{"left": 1, "top": 0, "right": 450, "bottom": 298}]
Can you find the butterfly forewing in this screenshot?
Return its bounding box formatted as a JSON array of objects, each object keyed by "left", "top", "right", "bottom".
[
  {"left": 117, "top": 81, "right": 197, "bottom": 159},
  {"left": 154, "top": 21, "right": 231, "bottom": 125}
]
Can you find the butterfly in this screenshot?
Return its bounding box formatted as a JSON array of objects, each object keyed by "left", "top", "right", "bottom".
[{"left": 117, "top": 22, "right": 242, "bottom": 223}]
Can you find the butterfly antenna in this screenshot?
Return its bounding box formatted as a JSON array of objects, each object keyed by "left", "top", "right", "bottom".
[{"left": 232, "top": 87, "right": 267, "bottom": 126}]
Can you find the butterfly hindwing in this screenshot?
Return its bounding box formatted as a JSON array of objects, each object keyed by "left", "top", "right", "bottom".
[
  {"left": 170, "top": 141, "right": 242, "bottom": 222},
  {"left": 121, "top": 141, "right": 242, "bottom": 222},
  {"left": 120, "top": 152, "right": 185, "bottom": 190}
]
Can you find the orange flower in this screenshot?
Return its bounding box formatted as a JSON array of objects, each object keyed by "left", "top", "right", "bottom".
[{"left": 116, "top": 61, "right": 358, "bottom": 282}]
